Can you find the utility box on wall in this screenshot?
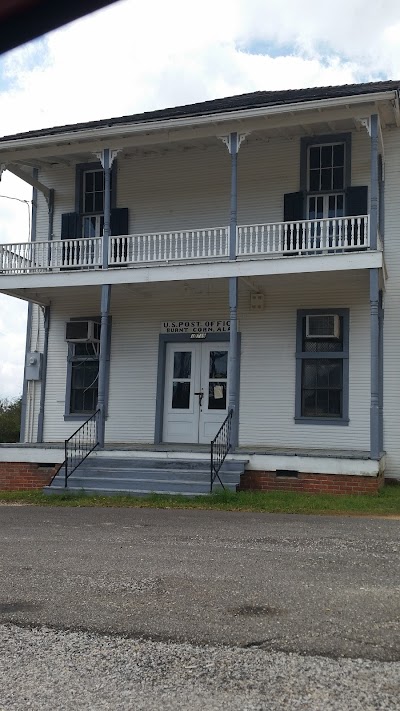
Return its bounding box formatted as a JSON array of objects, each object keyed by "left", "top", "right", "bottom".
[{"left": 25, "top": 352, "right": 43, "bottom": 381}]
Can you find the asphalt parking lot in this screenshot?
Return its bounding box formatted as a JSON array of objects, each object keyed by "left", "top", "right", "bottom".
[{"left": 0, "top": 505, "right": 399, "bottom": 709}]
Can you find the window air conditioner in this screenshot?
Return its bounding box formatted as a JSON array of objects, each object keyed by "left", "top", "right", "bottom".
[
  {"left": 65, "top": 320, "right": 100, "bottom": 343},
  {"left": 305, "top": 314, "right": 340, "bottom": 339}
]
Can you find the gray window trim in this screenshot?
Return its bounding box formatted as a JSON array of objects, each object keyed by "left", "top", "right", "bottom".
[
  {"left": 300, "top": 133, "right": 352, "bottom": 215},
  {"left": 154, "top": 332, "right": 240, "bottom": 444},
  {"left": 295, "top": 308, "right": 349, "bottom": 426},
  {"left": 75, "top": 161, "right": 117, "bottom": 237},
  {"left": 64, "top": 315, "right": 112, "bottom": 421}
]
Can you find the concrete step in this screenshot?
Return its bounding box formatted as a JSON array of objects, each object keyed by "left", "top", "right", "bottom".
[
  {"left": 78, "top": 457, "right": 247, "bottom": 473},
  {"left": 54, "top": 468, "right": 241, "bottom": 483},
  {"left": 45, "top": 454, "right": 247, "bottom": 496},
  {"left": 48, "top": 475, "right": 239, "bottom": 494},
  {"left": 44, "top": 486, "right": 212, "bottom": 497}
]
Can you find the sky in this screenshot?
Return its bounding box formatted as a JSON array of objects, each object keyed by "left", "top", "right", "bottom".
[{"left": 0, "top": 0, "right": 400, "bottom": 398}]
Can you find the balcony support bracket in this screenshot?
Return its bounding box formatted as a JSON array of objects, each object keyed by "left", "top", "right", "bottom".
[{"left": 6, "top": 164, "right": 52, "bottom": 204}]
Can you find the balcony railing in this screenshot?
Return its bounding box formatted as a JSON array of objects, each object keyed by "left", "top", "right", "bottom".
[
  {"left": 237, "top": 215, "right": 370, "bottom": 257},
  {"left": 0, "top": 215, "right": 372, "bottom": 275},
  {"left": 0, "top": 237, "right": 102, "bottom": 273},
  {"left": 109, "top": 226, "right": 229, "bottom": 266}
]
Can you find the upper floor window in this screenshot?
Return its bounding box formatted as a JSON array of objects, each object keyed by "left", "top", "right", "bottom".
[
  {"left": 84, "top": 170, "right": 104, "bottom": 214},
  {"left": 82, "top": 169, "right": 108, "bottom": 238},
  {"left": 308, "top": 143, "right": 345, "bottom": 193},
  {"left": 307, "top": 142, "right": 346, "bottom": 221}
]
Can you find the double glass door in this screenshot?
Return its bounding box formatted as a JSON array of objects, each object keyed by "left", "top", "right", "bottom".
[{"left": 163, "top": 342, "right": 229, "bottom": 444}]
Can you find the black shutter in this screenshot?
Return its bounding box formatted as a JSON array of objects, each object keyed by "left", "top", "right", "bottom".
[
  {"left": 110, "top": 208, "right": 129, "bottom": 264},
  {"left": 61, "top": 212, "right": 79, "bottom": 239},
  {"left": 283, "top": 192, "right": 304, "bottom": 251},
  {"left": 345, "top": 186, "right": 368, "bottom": 247},
  {"left": 61, "top": 212, "right": 79, "bottom": 268},
  {"left": 345, "top": 186, "right": 368, "bottom": 216},
  {"left": 284, "top": 192, "right": 304, "bottom": 222},
  {"left": 110, "top": 207, "right": 129, "bottom": 236}
]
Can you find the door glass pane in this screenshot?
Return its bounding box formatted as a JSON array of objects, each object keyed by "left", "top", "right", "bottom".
[
  {"left": 208, "top": 382, "right": 227, "bottom": 410},
  {"left": 209, "top": 351, "right": 228, "bottom": 379},
  {"left": 172, "top": 382, "right": 190, "bottom": 409},
  {"left": 173, "top": 352, "right": 191, "bottom": 379}
]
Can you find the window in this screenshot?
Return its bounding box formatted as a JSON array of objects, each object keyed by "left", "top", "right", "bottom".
[
  {"left": 64, "top": 317, "right": 111, "bottom": 419},
  {"left": 295, "top": 310, "right": 349, "bottom": 425},
  {"left": 307, "top": 142, "right": 345, "bottom": 221},
  {"left": 82, "top": 169, "right": 106, "bottom": 239},
  {"left": 69, "top": 341, "right": 99, "bottom": 415}
]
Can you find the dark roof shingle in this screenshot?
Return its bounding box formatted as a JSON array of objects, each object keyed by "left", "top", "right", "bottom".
[{"left": 0, "top": 79, "right": 398, "bottom": 144}]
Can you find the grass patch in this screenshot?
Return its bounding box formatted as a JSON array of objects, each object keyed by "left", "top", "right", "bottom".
[{"left": 0, "top": 484, "right": 399, "bottom": 517}]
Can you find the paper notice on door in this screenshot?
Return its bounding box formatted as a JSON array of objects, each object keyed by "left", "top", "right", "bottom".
[{"left": 213, "top": 385, "right": 224, "bottom": 400}]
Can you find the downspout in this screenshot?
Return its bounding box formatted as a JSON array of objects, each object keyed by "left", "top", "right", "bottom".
[
  {"left": 370, "top": 268, "right": 380, "bottom": 460},
  {"left": 20, "top": 170, "right": 37, "bottom": 442},
  {"left": 97, "top": 148, "right": 112, "bottom": 448},
  {"left": 48, "top": 188, "right": 54, "bottom": 240},
  {"left": 378, "top": 291, "right": 384, "bottom": 456},
  {"left": 36, "top": 305, "right": 50, "bottom": 442}
]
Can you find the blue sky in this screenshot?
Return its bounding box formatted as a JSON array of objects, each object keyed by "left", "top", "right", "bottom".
[{"left": 0, "top": 0, "right": 399, "bottom": 397}]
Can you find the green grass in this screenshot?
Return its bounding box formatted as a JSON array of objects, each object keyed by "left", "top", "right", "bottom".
[{"left": 0, "top": 484, "right": 399, "bottom": 516}]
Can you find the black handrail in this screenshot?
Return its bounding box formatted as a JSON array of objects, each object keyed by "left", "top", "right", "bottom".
[
  {"left": 210, "top": 408, "right": 233, "bottom": 494},
  {"left": 64, "top": 409, "right": 100, "bottom": 487}
]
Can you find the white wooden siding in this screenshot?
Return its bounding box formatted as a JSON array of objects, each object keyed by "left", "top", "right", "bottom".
[
  {"left": 40, "top": 273, "right": 370, "bottom": 451},
  {"left": 33, "top": 131, "right": 371, "bottom": 242},
  {"left": 379, "top": 128, "right": 400, "bottom": 477}
]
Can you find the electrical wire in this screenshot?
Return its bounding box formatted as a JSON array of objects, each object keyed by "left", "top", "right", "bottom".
[{"left": 0, "top": 194, "right": 32, "bottom": 241}]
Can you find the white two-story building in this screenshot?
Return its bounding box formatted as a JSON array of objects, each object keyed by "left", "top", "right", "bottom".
[{"left": 0, "top": 79, "right": 397, "bottom": 495}]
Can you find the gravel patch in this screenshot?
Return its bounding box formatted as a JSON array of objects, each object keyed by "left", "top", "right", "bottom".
[{"left": 0, "top": 623, "right": 399, "bottom": 711}]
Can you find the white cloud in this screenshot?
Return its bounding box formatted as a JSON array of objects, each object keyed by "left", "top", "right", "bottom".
[{"left": 0, "top": 0, "right": 399, "bottom": 397}]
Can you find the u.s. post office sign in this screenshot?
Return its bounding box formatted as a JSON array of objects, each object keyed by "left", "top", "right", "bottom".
[{"left": 161, "top": 320, "right": 232, "bottom": 334}]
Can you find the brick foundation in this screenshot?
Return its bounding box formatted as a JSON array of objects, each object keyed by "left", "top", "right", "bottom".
[
  {"left": 0, "top": 462, "right": 62, "bottom": 491},
  {"left": 239, "top": 470, "right": 384, "bottom": 495}
]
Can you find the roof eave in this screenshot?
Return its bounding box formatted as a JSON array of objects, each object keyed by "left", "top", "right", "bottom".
[{"left": 0, "top": 89, "right": 397, "bottom": 154}]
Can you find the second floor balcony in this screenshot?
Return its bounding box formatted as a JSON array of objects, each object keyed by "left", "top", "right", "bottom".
[{"left": 0, "top": 214, "right": 376, "bottom": 278}]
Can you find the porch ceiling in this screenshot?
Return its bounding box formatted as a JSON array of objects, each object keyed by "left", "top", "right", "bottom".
[
  {"left": 0, "top": 96, "right": 396, "bottom": 170},
  {"left": 0, "top": 252, "right": 382, "bottom": 305}
]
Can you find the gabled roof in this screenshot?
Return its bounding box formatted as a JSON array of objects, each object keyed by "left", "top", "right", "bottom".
[{"left": 0, "top": 79, "right": 398, "bottom": 143}]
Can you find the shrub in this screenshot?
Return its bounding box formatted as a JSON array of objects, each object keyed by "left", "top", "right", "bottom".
[{"left": 0, "top": 397, "right": 22, "bottom": 443}]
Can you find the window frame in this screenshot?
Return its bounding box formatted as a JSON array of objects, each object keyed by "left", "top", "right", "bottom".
[
  {"left": 75, "top": 162, "right": 117, "bottom": 238},
  {"left": 300, "top": 133, "right": 352, "bottom": 219},
  {"left": 295, "top": 308, "right": 349, "bottom": 426},
  {"left": 64, "top": 315, "right": 112, "bottom": 421}
]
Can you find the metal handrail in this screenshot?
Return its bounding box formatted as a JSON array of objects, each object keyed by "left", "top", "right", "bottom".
[
  {"left": 210, "top": 409, "right": 233, "bottom": 494},
  {"left": 64, "top": 409, "right": 100, "bottom": 487}
]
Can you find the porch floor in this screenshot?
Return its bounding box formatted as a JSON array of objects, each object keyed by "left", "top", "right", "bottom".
[{"left": 0, "top": 441, "right": 375, "bottom": 460}]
